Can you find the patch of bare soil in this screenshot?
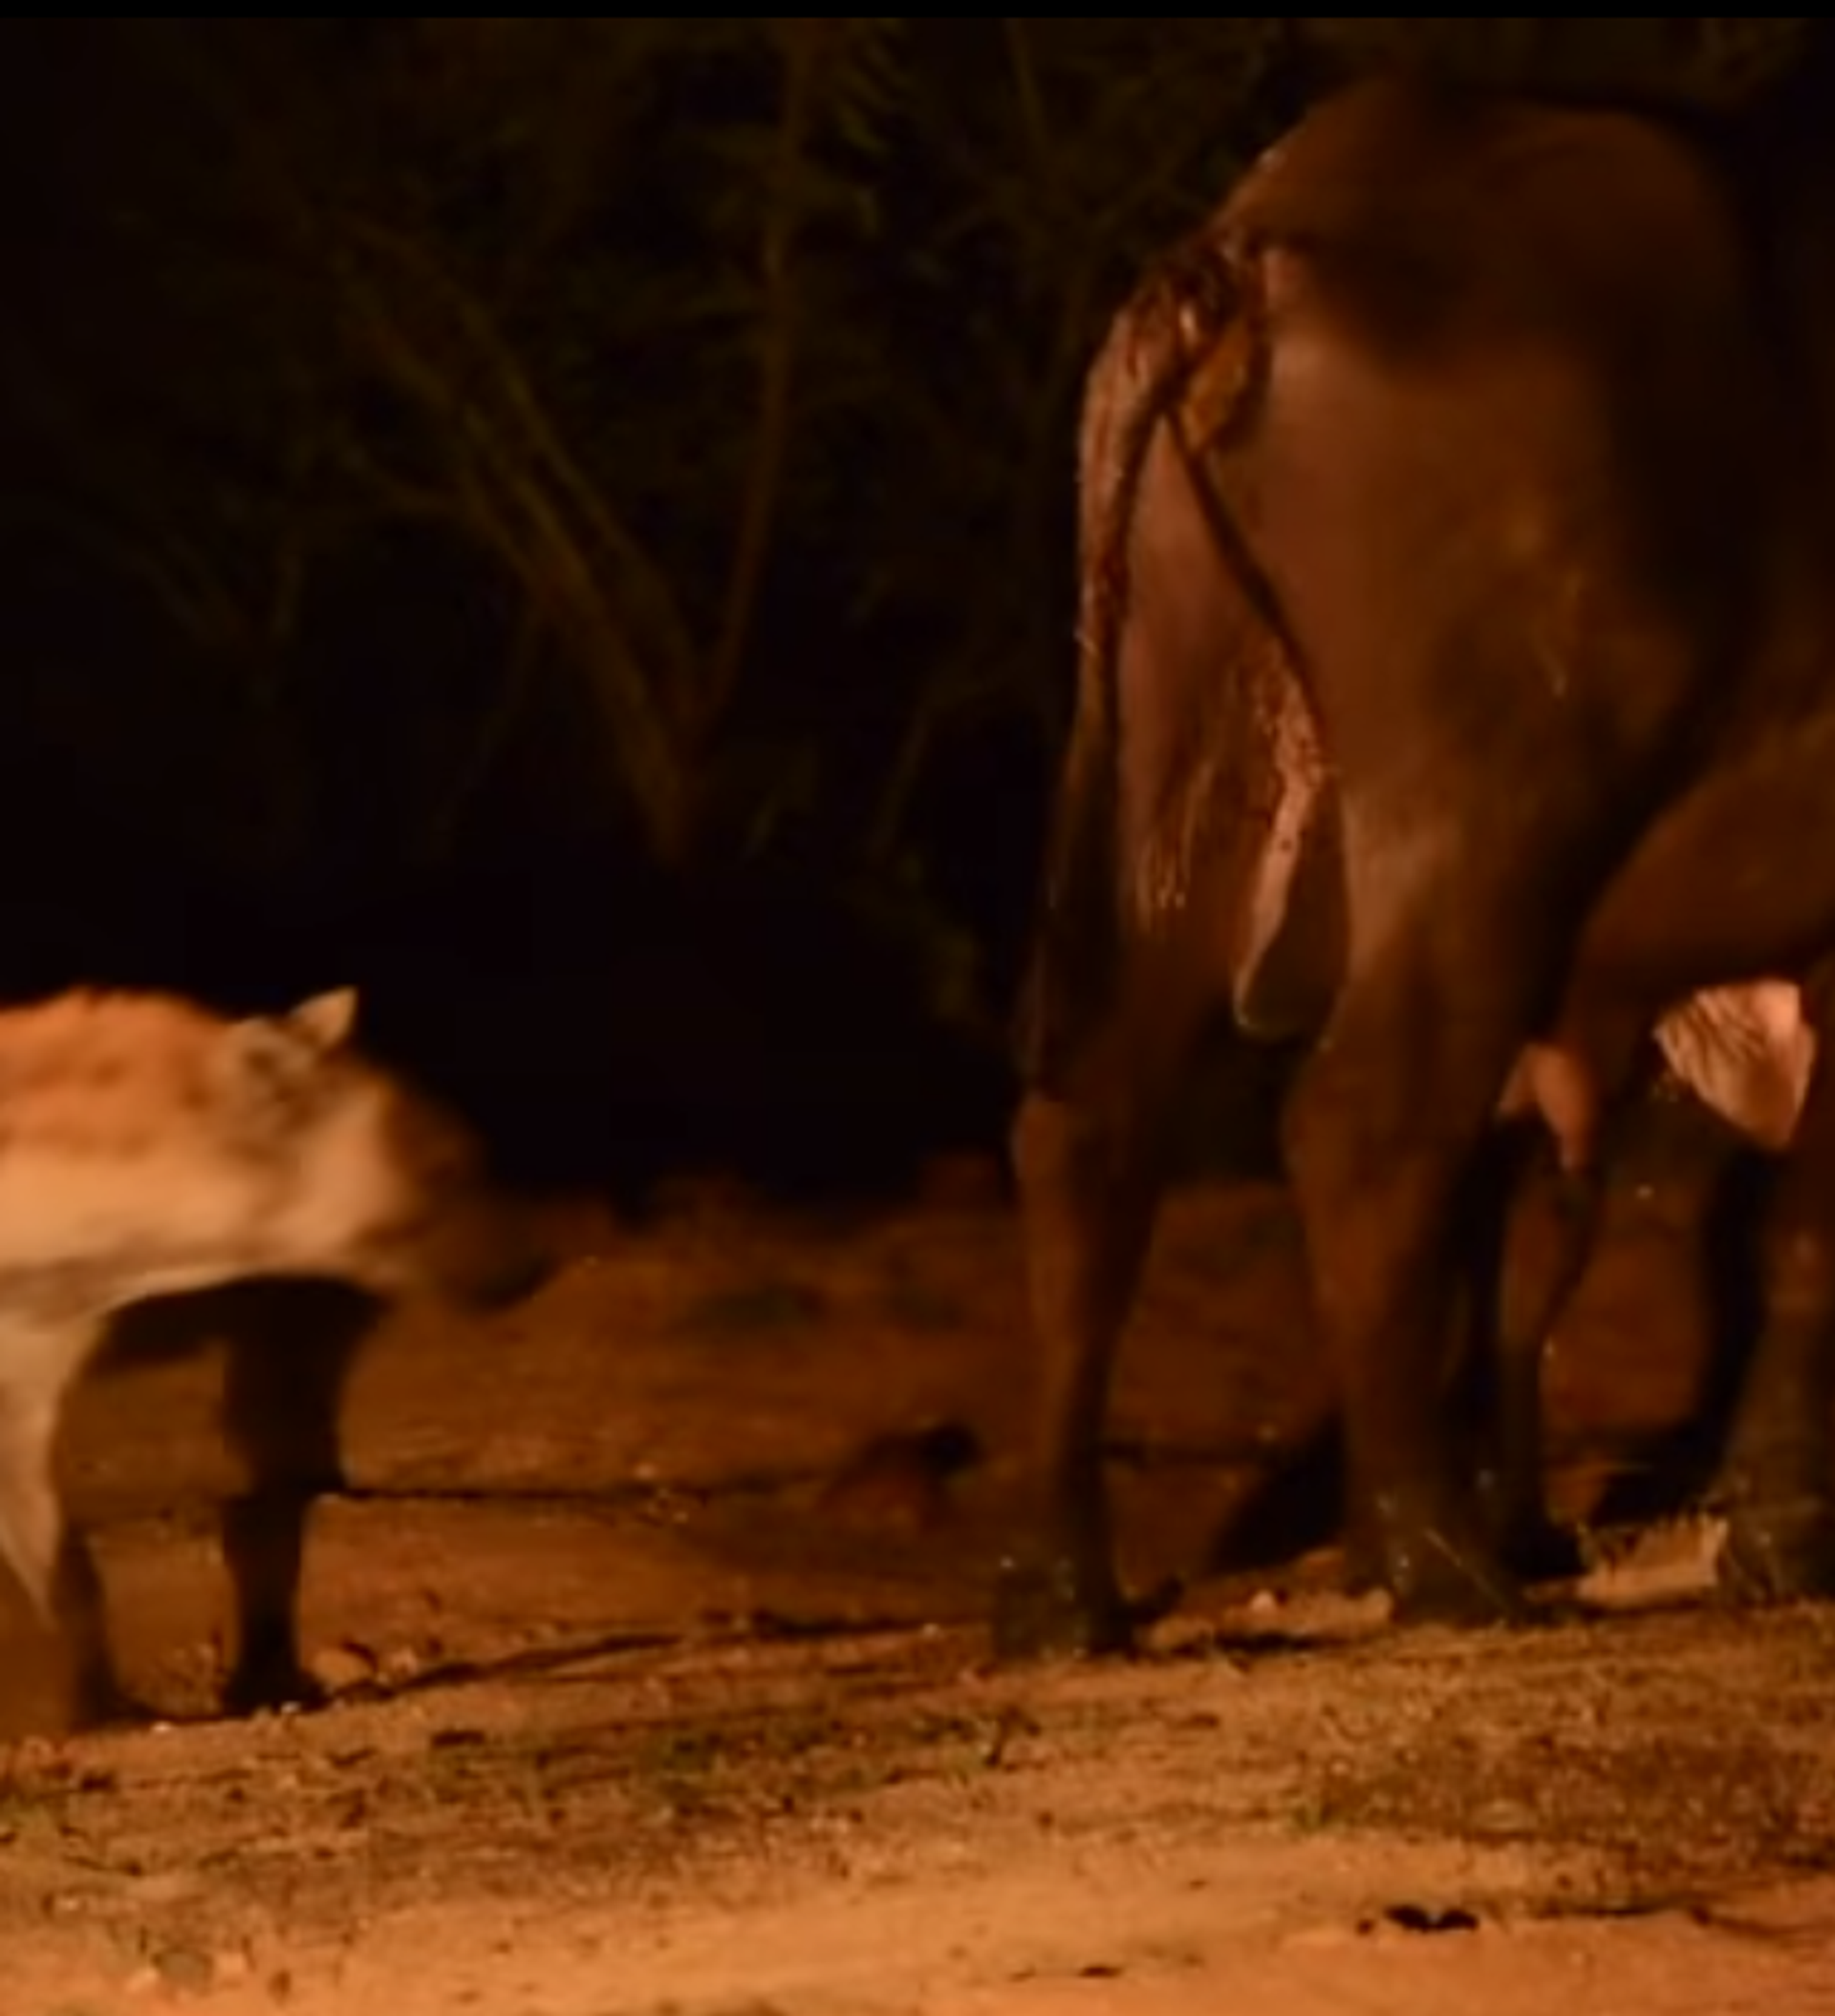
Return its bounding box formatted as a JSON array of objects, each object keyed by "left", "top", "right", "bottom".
[{"left": 8, "top": 1132, "right": 1835, "bottom": 2014}]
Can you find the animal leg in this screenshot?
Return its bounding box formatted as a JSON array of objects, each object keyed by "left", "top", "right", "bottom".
[
  {"left": 1468, "top": 1127, "right": 1605, "bottom": 1579},
  {"left": 1281, "top": 863, "right": 1586, "bottom": 1626},
  {"left": 1715, "top": 1030, "right": 1835, "bottom": 1600},
  {"left": 0, "top": 1321, "right": 119, "bottom": 1725},
  {"left": 218, "top": 1283, "right": 376, "bottom": 1714},
  {"left": 1002, "top": 943, "right": 1227, "bottom": 1659},
  {"left": 1532, "top": 839, "right": 1835, "bottom": 1584}
]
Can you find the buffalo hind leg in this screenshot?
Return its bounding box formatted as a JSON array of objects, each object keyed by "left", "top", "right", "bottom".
[
  {"left": 1281, "top": 858, "right": 1587, "bottom": 1626},
  {"left": 1536, "top": 942, "right": 1835, "bottom": 1595},
  {"left": 1588, "top": 1138, "right": 1773, "bottom": 1533},
  {"left": 1452, "top": 1123, "right": 1600, "bottom": 1582},
  {"left": 1001, "top": 947, "right": 1224, "bottom": 1660},
  {"left": 1464, "top": 1000, "right": 1672, "bottom": 1581},
  {"left": 1715, "top": 1037, "right": 1835, "bottom": 1601}
]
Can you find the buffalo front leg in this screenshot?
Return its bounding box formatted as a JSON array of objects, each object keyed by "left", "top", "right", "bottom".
[
  {"left": 1460, "top": 1019, "right": 1652, "bottom": 1582},
  {"left": 1000, "top": 950, "right": 1224, "bottom": 1660},
  {"left": 1468, "top": 1128, "right": 1603, "bottom": 1581},
  {"left": 1283, "top": 880, "right": 1559, "bottom": 1626},
  {"left": 1715, "top": 1036, "right": 1835, "bottom": 1602}
]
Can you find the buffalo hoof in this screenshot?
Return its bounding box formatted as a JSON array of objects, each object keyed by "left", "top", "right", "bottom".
[
  {"left": 992, "top": 1553, "right": 1140, "bottom": 1661},
  {"left": 69, "top": 1670, "right": 150, "bottom": 1733},
  {"left": 1472, "top": 1469, "right": 1587, "bottom": 1585},
  {"left": 1363, "top": 1499, "right": 1532, "bottom": 1628},
  {"left": 222, "top": 1652, "right": 329, "bottom": 1719},
  {"left": 1389, "top": 1562, "right": 1530, "bottom": 1628},
  {"left": 1499, "top": 1516, "right": 1587, "bottom": 1586},
  {"left": 1717, "top": 1496, "right": 1835, "bottom": 1604}
]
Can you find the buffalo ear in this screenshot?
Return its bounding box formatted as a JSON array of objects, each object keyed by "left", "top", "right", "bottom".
[{"left": 283, "top": 986, "right": 359, "bottom": 1052}]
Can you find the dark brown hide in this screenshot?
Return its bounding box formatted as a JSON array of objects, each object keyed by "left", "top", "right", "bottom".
[{"left": 1006, "top": 74, "right": 1835, "bottom": 1654}]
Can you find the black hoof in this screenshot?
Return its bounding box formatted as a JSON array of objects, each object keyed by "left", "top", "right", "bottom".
[
  {"left": 1342, "top": 1523, "right": 1386, "bottom": 1596},
  {"left": 222, "top": 1656, "right": 328, "bottom": 1719},
  {"left": 1390, "top": 1569, "right": 1530, "bottom": 1629},
  {"left": 1718, "top": 1496, "right": 1835, "bottom": 1605},
  {"left": 992, "top": 1554, "right": 1138, "bottom": 1662},
  {"left": 71, "top": 1673, "right": 152, "bottom": 1732},
  {"left": 1378, "top": 1516, "right": 1531, "bottom": 1628},
  {"left": 1499, "top": 1517, "right": 1587, "bottom": 1586},
  {"left": 1473, "top": 1465, "right": 1586, "bottom": 1585}
]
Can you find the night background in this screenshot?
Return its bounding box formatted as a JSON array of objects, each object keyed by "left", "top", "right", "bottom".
[
  {"left": 11, "top": 26, "right": 1835, "bottom": 1993},
  {"left": 0, "top": 17, "right": 1811, "bottom": 1203}
]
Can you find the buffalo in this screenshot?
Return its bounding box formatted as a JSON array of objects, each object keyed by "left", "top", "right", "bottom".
[{"left": 1005, "top": 67, "right": 1835, "bottom": 1654}]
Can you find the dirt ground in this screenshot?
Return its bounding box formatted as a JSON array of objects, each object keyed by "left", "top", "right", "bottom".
[{"left": 9, "top": 1116, "right": 1835, "bottom": 2015}]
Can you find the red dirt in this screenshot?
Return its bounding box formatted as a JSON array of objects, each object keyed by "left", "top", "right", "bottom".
[{"left": 6, "top": 1117, "right": 1834, "bottom": 2014}]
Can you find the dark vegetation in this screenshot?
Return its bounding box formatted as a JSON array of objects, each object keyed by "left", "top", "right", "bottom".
[{"left": 0, "top": 18, "right": 1811, "bottom": 1200}]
